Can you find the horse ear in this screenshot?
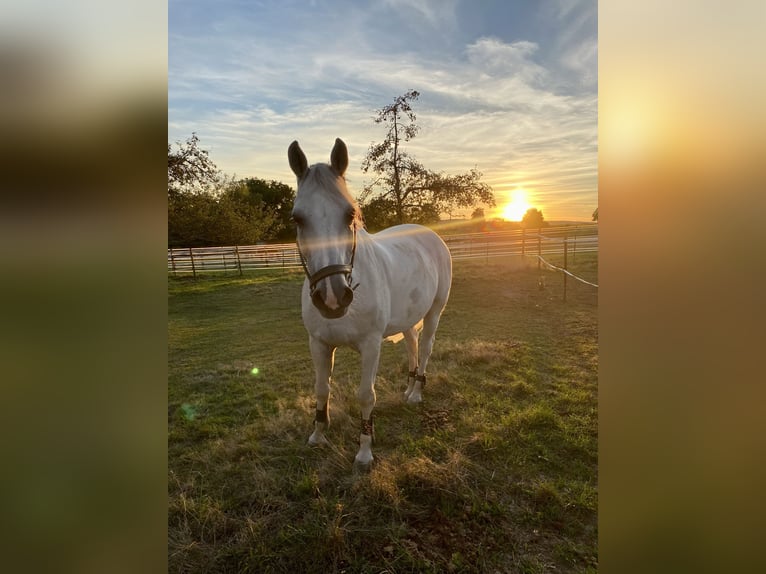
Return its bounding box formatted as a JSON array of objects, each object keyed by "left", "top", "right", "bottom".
[
  {"left": 330, "top": 138, "right": 348, "bottom": 176},
  {"left": 288, "top": 140, "right": 308, "bottom": 179}
]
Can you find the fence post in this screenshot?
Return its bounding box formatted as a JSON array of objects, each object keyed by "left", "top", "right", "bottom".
[
  {"left": 573, "top": 226, "right": 578, "bottom": 263},
  {"left": 235, "top": 245, "right": 243, "bottom": 276},
  {"left": 537, "top": 227, "right": 542, "bottom": 270},
  {"left": 170, "top": 249, "right": 176, "bottom": 276},
  {"left": 189, "top": 247, "right": 197, "bottom": 280},
  {"left": 563, "top": 235, "right": 568, "bottom": 302},
  {"left": 521, "top": 227, "right": 525, "bottom": 256}
]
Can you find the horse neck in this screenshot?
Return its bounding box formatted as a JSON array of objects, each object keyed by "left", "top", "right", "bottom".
[{"left": 354, "top": 227, "right": 375, "bottom": 268}]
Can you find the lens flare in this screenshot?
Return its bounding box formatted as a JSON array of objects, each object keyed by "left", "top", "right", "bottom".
[
  {"left": 180, "top": 403, "right": 197, "bottom": 421},
  {"left": 251, "top": 367, "right": 260, "bottom": 376}
]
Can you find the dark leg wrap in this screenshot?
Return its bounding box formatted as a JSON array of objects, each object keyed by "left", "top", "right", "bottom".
[
  {"left": 408, "top": 368, "right": 418, "bottom": 383},
  {"left": 415, "top": 374, "right": 426, "bottom": 387},
  {"left": 360, "top": 415, "right": 374, "bottom": 437},
  {"left": 315, "top": 404, "right": 328, "bottom": 424}
]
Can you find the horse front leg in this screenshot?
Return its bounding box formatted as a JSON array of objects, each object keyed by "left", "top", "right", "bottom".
[
  {"left": 354, "top": 337, "right": 381, "bottom": 466},
  {"left": 308, "top": 337, "right": 335, "bottom": 447}
]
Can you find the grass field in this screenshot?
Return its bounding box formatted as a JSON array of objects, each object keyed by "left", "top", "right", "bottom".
[{"left": 168, "top": 253, "right": 598, "bottom": 573}]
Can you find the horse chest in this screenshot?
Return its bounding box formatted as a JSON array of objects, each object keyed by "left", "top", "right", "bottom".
[{"left": 303, "top": 305, "right": 384, "bottom": 347}]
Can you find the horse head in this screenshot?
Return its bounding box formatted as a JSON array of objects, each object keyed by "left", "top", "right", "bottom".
[{"left": 288, "top": 138, "right": 359, "bottom": 319}]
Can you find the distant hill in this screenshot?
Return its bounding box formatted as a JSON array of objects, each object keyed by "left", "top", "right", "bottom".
[
  {"left": 427, "top": 218, "right": 595, "bottom": 236},
  {"left": 546, "top": 221, "right": 596, "bottom": 226},
  {"left": 428, "top": 218, "right": 522, "bottom": 235}
]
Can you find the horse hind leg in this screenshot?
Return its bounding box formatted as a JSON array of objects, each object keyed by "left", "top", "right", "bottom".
[
  {"left": 402, "top": 325, "right": 420, "bottom": 401},
  {"left": 407, "top": 306, "right": 445, "bottom": 404}
]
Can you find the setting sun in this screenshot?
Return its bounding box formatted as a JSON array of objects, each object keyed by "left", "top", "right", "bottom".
[{"left": 501, "top": 189, "right": 531, "bottom": 221}]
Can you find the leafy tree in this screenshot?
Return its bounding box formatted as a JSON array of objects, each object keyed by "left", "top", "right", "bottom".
[
  {"left": 360, "top": 90, "right": 495, "bottom": 225},
  {"left": 522, "top": 207, "right": 545, "bottom": 229},
  {"left": 167, "top": 135, "right": 281, "bottom": 247},
  {"left": 361, "top": 90, "right": 420, "bottom": 224},
  {"left": 213, "top": 180, "right": 279, "bottom": 245},
  {"left": 168, "top": 190, "right": 216, "bottom": 247},
  {"left": 408, "top": 203, "right": 442, "bottom": 225},
  {"left": 168, "top": 133, "right": 219, "bottom": 197},
  {"left": 471, "top": 207, "right": 485, "bottom": 219},
  {"left": 361, "top": 196, "right": 398, "bottom": 232},
  {"left": 239, "top": 178, "right": 295, "bottom": 241},
  {"left": 168, "top": 178, "right": 279, "bottom": 247},
  {"left": 592, "top": 207, "right": 598, "bottom": 222}
]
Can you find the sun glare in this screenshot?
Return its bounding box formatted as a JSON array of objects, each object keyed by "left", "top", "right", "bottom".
[{"left": 501, "top": 189, "right": 531, "bottom": 221}]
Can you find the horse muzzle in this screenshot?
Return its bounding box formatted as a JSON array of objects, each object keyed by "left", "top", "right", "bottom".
[{"left": 310, "top": 272, "right": 354, "bottom": 319}]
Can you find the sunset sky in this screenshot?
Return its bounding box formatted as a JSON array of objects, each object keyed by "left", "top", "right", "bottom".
[{"left": 169, "top": 0, "right": 597, "bottom": 221}]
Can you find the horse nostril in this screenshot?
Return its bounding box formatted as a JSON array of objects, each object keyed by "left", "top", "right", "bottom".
[{"left": 340, "top": 286, "right": 354, "bottom": 307}]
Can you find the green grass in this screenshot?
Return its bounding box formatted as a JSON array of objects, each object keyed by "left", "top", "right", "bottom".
[{"left": 169, "top": 254, "right": 598, "bottom": 573}]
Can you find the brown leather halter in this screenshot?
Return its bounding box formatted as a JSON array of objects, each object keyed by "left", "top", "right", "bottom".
[{"left": 296, "top": 226, "right": 358, "bottom": 296}]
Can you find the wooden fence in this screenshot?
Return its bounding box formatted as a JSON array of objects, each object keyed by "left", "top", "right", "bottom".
[
  {"left": 167, "top": 244, "right": 302, "bottom": 276},
  {"left": 168, "top": 224, "right": 599, "bottom": 280}
]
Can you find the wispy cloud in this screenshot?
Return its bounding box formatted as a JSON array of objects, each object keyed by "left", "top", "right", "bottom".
[
  {"left": 378, "top": 0, "right": 459, "bottom": 29},
  {"left": 466, "top": 38, "right": 545, "bottom": 82},
  {"left": 169, "top": 0, "right": 597, "bottom": 220}
]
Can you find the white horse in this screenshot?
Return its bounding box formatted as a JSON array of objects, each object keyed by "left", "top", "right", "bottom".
[{"left": 288, "top": 138, "right": 452, "bottom": 466}]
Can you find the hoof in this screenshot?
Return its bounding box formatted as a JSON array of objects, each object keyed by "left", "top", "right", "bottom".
[
  {"left": 406, "top": 393, "right": 423, "bottom": 404},
  {"left": 353, "top": 455, "right": 374, "bottom": 473},
  {"left": 308, "top": 433, "right": 329, "bottom": 447}
]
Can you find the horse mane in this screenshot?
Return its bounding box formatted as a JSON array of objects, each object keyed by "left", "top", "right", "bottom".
[{"left": 305, "top": 163, "right": 364, "bottom": 230}]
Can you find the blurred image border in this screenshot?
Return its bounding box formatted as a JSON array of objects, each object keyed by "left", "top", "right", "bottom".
[{"left": 2, "top": 1, "right": 765, "bottom": 572}]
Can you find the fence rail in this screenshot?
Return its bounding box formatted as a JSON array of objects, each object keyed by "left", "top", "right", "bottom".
[
  {"left": 168, "top": 224, "right": 598, "bottom": 278},
  {"left": 168, "top": 244, "right": 303, "bottom": 275}
]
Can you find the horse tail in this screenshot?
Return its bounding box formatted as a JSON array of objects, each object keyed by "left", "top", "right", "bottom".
[{"left": 383, "top": 319, "right": 424, "bottom": 344}]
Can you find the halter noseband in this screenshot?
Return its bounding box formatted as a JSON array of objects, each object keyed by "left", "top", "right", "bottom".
[{"left": 297, "top": 226, "right": 358, "bottom": 295}]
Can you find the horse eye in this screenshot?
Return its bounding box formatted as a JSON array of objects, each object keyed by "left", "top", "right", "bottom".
[{"left": 291, "top": 213, "right": 304, "bottom": 227}]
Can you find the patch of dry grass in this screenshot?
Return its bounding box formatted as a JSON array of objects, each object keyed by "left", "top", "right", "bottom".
[{"left": 168, "top": 254, "right": 598, "bottom": 572}]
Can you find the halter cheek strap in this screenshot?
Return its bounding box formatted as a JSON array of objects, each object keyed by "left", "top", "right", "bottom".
[{"left": 296, "top": 227, "right": 358, "bottom": 293}]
